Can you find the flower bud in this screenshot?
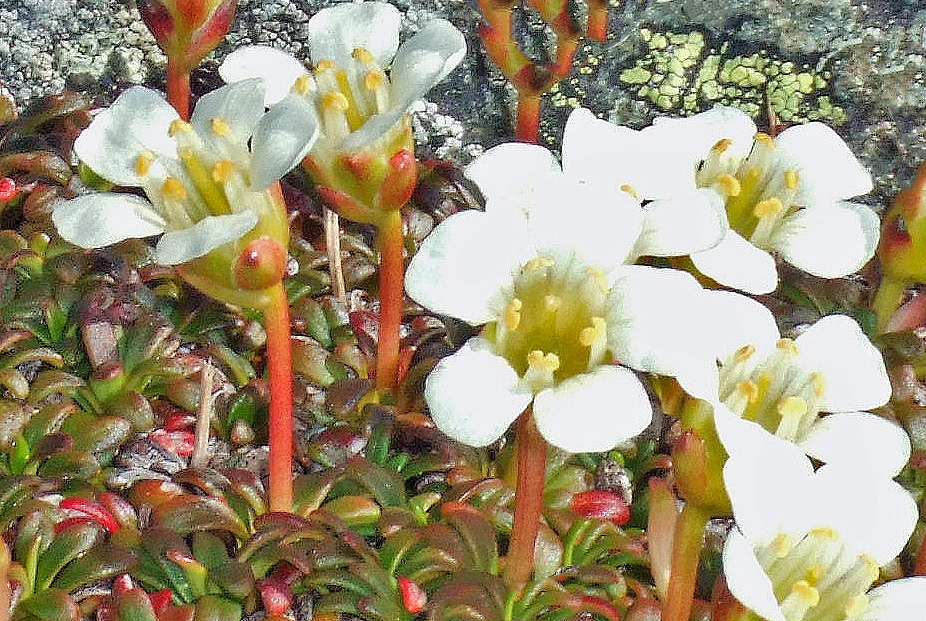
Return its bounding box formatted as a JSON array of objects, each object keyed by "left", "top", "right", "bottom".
[
  {"left": 879, "top": 162, "right": 926, "bottom": 284},
  {"left": 137, "top": 0, "right": 236, "bottom": 71}
]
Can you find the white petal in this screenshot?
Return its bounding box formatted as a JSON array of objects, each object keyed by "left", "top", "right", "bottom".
[
  {"left": 799, "top": 412, "right": 910, "bottom": 477},
  {"left": 190, "top": 78, "right": 267, "bottom": 142},
  {"left": 153, "top": 211, "right": 258, "bottom": 265},
  {"left": 339, "top": 108, "right": 406, "bottom": 152},
  {"left": 405, "top": 210, "right": 531, "bottom": 325},
  {"left": 250, "top": 92, "right": 320, "bottom": 190},
  {"left": 774, "top": 122, "right": 873, "bottom": 203},
  {"left": 811, "top": 466, "right": 917, "bottom": 564},
  {"left": 561, "top": 108, "right": 649, "bottom": 194},
  {"left": 309, "top": 1, "right": 401, "bottom": 68},
  {"left": 53, "top": 193, "right": 166, "bottom": 248},
  {"left": 722, "top": 530, "right": 787, "bottom": 621},
  {"left": 388, "top": 18, "right": 467, "bottom": 112},
  {"left": 772, "top": 201, "right": 880, "bottom": 278},
  {"left": 690, "top": 231, "right": 779, "bottom": 294},
  {"left": 74, "top": 86, "right": 178, "bottom": 187},
  {"left": 464, "top": 142, "right": 561, "bottom": 211},
  {"left": 424, "top": 337, "right": 531, "bottom": 446},
  {"left": 533, "top": 365, "right": 652, "bottom": 453},
  {"left": 633, "top": 189, "right": 728, "bottom": 258},
  {"left": 860, "top": 577, "right": 926, "bottom": 621},
  {"left": 793, "top": 314, "right": 891, "bottom": 411},
  {"left": 704, "top": 290, "right": 780, "bottom": 360},
  {"left": 607, "top": 266, "right": 717, "bottom": 381},
  {"left": 219, "top": 45, "right": 309, "bottom": 106},
  {"left": 526, "top": 175, "right": 643, "bottom": 270}
]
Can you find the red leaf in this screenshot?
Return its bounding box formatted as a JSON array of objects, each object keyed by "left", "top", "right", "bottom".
[
  {"left": 570, "top": 490, "right": 631, "bottom": 525},
  {"left": 397, "top": 577, "right": 427, "bottom": 614},
  {"left": 60, "top": 496, "right": 122, "bottom": 533}
]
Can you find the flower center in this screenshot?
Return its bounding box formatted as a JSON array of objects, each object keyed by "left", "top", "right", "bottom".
[
  {"left": 485, "top": 254, "right": 612, "bottom": 392},
  {"left": 300, "top": 47, "right": 392, "bottom": 143},
  {"left": 718, "top": 338, "right": 826, "bottom": 443},
  {"left": 695, "top": 133, "right": 801, "bottom": 249},
  {"left": 756, "top": 527, "right": 879, "bottom": 621}
]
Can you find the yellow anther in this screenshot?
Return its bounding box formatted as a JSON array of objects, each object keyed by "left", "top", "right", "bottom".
[
  {"left": 543, "top": 295, "right": 562, "bottom": 313},
  {"left": 772, "top": 532, "right": 794, "bottom": 558},
  {"left": 844, "top": 593, "right": 869, "bottom": 619},
  {"left": 734, "top": 343, "right": 756, "bottom": 362},
  {"left": 169, "top": 119, "right": 191, "bottom": 136},
  {"left": 714, "top": 173, "right": 741, "bottom": 197},
  {"left": 210, "top": 117, "right": 231, "bottom": 137},
  {"left": 811, "top": 372, "right": 826, "bottom": 398},
  {"left": 162, "top": 177, "right": 187, "bottom": 199},
  {"left": 505, "top": 299, "right": 522, "bottom": 331},
  {"left": 776, "top": 338, "right": 799, "bottom": 355},
  {"left": 711, "top": 138, "right": 733, "bottom": 154},
  {"left": 527, "top": 350, "right": 560, "bottom": 373},
  {"left": 294, "top": 74, "right": 313, "bottom": 95},
  {"left": 803, "top": 564, "right": 825, "bottom": 586},
  {"left": 135, "top": 151, "right": 154, "bottom": 176},
  {"left": 809, "top": 526, "right": 838, "bottom": 541},
  {"left": 524, "top": 256, "right": 554, "bottom": 271},
  {"left": 364, "top": 70, "right": 385, "bottom": 92},
  {"left": 736, "top": 380, "right": 759, "bottom": 403},
  {"left": 860, "top": 554, "right": 880, "bottom": 582},
  {"left": 352, "top": 47, "right": 375, "bottom": 63},
  {"left": 784, "top": 169, "right": 799, "bottom": 190},
  {"left": 754, "top": 132, "right": 775, "bottom": 148},
  {"left": 619, "top": 184, "right": 638, "bottom": 199},
  {"left": 314, "top": 59, "right": 337, "bottom": 73},
  {"left": 587, "top": 267, "right": 610, "bottom": 294},
  {"left": 753, "top": 196, "right": 784, "bottom": 218},
  {"left": 777, "top": 396, "right": 807, "bottom": 419},
  {"left": 790, "top": 581, "right": 819, "bottom": 607},
  {"left": 579, "top": 317, "right": 607, "bottom": 347},
  {"left": 211, "top": 160, "right": 235, "bottom": 183},
  {"left": 322, "top": 91, "right": 350, "bottom": 111}
]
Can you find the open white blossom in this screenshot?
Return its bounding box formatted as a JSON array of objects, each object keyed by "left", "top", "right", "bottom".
[
  {"left": 564, "top": 107, "right": 879, "bottom": 294},
  {"left": 53, "top": 79, "right": 317, "bottom": 265},
  {"left": 723, "top": 441, "right": 923, "bottom": 621},
  {"left": 218, "top": 1, "right": 466, "bottom": 153},
  {"left": 405, "top": 142, "right": 725, "bottom": 453}
]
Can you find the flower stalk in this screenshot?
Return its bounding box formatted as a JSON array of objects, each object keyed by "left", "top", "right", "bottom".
[
  {"left": 264, "top": 282, "right": 294, "bottom": 513},
  {"left": 165, "top": 58, "right": 192, "bottom": 120},
  {"left": 662, "top": 503, "right": 711, "bottom": 621},
  {"left": 375, "top": 209, "right": 405, "bottom": 392}
]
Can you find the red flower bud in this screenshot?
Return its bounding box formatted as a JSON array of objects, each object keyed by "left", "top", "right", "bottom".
[
  {"left": 570, "top": 490, "right": 631, "bottom": 525},
  {"left": 0, "top": 177, "right": 17, "bottom": 203},
  {"left": 397, "top": 577, "right": 427, "bottom": 614}
]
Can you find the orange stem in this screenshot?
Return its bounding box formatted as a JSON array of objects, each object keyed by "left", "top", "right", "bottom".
[
  {"left": 264, "top": 282, "right": 293, "bottom": 512},
  {"left": 166, "top": 58, "right": 191, "bottom": 121},
  {"left": 516, "top": 90, "right": 542, "bottom": 143},
  {"left": 663, "top": 503, "right": 710, "bottom": 621},
  {"left": 374, "top": 209, "right": 404, "bottom": 393},
  {"left": 503, "top": 409, "right": 547, "bottom": 590}
]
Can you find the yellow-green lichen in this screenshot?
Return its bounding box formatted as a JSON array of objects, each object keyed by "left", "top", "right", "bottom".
[{"left": 619, "top": 27, "right": 848, "bottom": 124}]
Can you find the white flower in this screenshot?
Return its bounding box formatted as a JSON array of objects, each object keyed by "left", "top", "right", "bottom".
[
  {"left": 405, "top": 142, "right": 723, "bottom": 453},
  {"left": 53, "top": 79, "right": 318, "bottom": 265},
  {"left": 722, "top": 443, "right": 922, "bottom": 621},
  {"left": 564, "top": 107, "right": 879, "bottom": 294},
  {"left": 689, "top": 293, "right": 906, "bottom": 477},
  {"left": 218, "top": 1, "right": 466, "bottom": 153}
]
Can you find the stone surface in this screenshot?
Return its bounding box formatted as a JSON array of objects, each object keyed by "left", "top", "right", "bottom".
[{"left": 3, "top": 0, "right": 926, "bottom": 205}]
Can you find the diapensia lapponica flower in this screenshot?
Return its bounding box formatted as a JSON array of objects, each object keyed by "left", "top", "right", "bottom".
[
  {"left": 721, "top": 436, "right": 925, "bottom": 621},
  {"left": 219, "top": 1, "right": 466, "bottom": 224},
  {"left": 681, "top": 292, "right": 905, "bottom": 477},
  {"left": 405, "top": 142, "right": 728, "bottom": 453},
  {"left": 52, "top": 78, "right": 317, "bottom": 307},
  {"left": 565, "top": 107, "right": 879, "bottom": 294}
]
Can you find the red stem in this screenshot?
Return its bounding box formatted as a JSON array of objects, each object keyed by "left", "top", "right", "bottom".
[
  {"left": 166, "top": 58, "right": 191, "bottom": 121},
  {"left": 663, "top": 503, "right": 710, "bottom": 621},
  {"left": 516, "top": 91, "right": 542, "bottom": 144},
  {"left": 264, "top": 282, "right": 294, "bottom": 513},
  {"left": 375, "top": 209, "right": 404, "bottom": 393},
  {"left": 503, "top": 409, "right": 547, "bottom": 590}
]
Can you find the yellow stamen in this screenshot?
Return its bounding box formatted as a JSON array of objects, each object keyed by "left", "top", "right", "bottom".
[
  {"left": 169, "top": 119, "right": 191, "bottom": 136},
  {"left": 579, "top": 317, "right": 607, "bottom": 347},
  {"left": 860, "top": 554, "right": 880, "bottom": 583},
  {"left": 527, "top": 350, "right": 560, "bottom": 373},
  {"left": 790, "top": 580, "right": 819, "bottom": 607},
  {"left": 777, "top": 396, "right": 807, "bottom": 419},
  {"left": 587, "top": 267, "right": 609, "bottom": 294},
  {"left": 753, "top": 196, "right": 783, "bottom": 218},
  {"left": 211, "top": 160, "right": 235, "bottom": 183},
  {"left": 524, "top": 256, "right": 554, "bottom": 271},
  {"left": 772, "top": 532, "right": 795, "bottom": 558},
  {"left": 711, "top": 138, "right": 732, "bottom": 154},
  {"left": 210, "top": 117, "right": 231, "bottom": 136},
  {"left": 294, "top": 74, "right": 313, "bottom": 95},
  {"left": 543, "top": 295, "right": 561, "bottom": 313},
  {"left": 776, "top": 338, "right": 799, "bottom": 355},
  {"left": 811, "top": 372, "right": 826, "bottom": 398},
  {"left": 352, "top": 47, "right": 375, "bottom": 63},
  {"left": 810, "top": 526, "right": 838, "bottom": 540},
  {"left": 162, "top": 177, "right": 187, "bottom": 199},
  {"left": 314, "top": 59, "right": 337, "bottom": 73},
  {"left": 734, "top": 343, "right": 756, "bottom": 362},
  {"left": 754, "top": 132, "right": 775, "bottom": 148},
  {"left": 505, "top": 299, "right": 522, "bottom": 331},
  {"left": 785, "top": 169, "right": 799, "bottom": 189},
  {"left": 323, "top": 91, "right": 350, "bottom": 111},
  {"left": 364, "top": 70, "right": 385, "bottom": 91},
  {"left": 736, "top": 380, "right": 758, "bottom": 403},
  {"left": 714, "top": 173, "right": 741, "bottom": 197},
  {"left": 135, "top": 151, "right": 154, "bottom": 176},
  {"left": 844, "top": 593, "right": 869, "bottom": 619},
  {"left": 803, "top": 563, "right": 825, "bottom": 586},
  {"left": 620, "top": 184, "right": 638, "bottom": 199}
]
